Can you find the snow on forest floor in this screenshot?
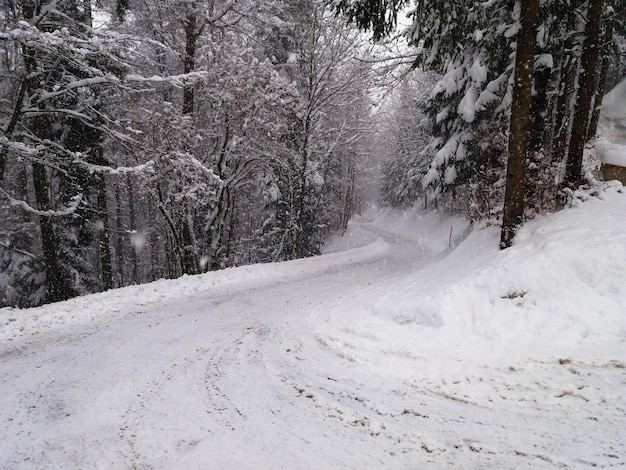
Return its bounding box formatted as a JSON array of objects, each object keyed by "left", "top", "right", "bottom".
[{"left": 1, "top": 184, "right": 625, "bottom": 469}]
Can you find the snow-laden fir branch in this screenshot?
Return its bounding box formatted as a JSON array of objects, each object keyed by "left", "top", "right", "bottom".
[{"left": 0, "top": 243, "right": 45, "bottom": 266}]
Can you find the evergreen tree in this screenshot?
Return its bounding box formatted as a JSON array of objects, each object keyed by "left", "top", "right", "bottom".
[
  {"left": 376, "top": 75, "right": 433, "bottom": 209},
  {"left": 0, "top": 1, "right": 128, "bottom": 302},
  {"left": 0, "top": 0, "right": 183, "bottom": 304},
  {"left": 333, "top": 0, "right": 619, "bottom": 244}
]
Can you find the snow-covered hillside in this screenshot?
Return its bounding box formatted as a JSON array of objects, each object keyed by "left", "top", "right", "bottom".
[{"left": 1, "top": 184, "right": 625, "bottom": 469}]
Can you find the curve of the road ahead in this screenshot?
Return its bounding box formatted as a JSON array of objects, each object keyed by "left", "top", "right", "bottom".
[
  {"left": 1, "top": 219, "right": 622, "bottom": 469},
  {"left": 0, "top": 229, "right": 430, "bottom": 469}
]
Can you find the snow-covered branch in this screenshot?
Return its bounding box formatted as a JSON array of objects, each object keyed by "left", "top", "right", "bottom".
[{"left": 0, "top": 189, "right": 82, "bottom": 217}]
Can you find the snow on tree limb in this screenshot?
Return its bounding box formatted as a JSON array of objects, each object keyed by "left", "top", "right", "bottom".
[{"left": 0, "top": 189, "right": 82, "bottom": 218}]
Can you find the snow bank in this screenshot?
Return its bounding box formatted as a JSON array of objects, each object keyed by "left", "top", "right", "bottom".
[
  {"left": 596, "top": 136, "right": 626, "bottom": 168},
  {"left": 1, "top": 205, "right": 469, "bottom": 347},
  {"left": 315, "top": 184, "right": 626, "bottom": 382},
  {"left": 0, "top": 239, "right": 390, "bottom": 345}
]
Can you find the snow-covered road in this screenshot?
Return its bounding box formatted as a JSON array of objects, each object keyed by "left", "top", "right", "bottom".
[
  {"left": 0, "top": 222, "right": 428, "bottom": 469},
  {"left": 1, "top": 206, "right": 625, "bottom": 469}
]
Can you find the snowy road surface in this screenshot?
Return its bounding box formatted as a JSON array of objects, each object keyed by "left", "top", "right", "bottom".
[{"left": 1, "top": 205, "right": 625, "bottom": 469}]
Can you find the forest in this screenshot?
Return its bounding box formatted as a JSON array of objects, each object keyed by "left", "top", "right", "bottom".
[{"left": 1, "top": 0, "right": 625, "bottom": 308}]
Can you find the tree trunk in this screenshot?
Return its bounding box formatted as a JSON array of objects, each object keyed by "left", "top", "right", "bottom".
[
  {"left": 97, "top": 172, "right": 113, "bottom": 290},
  {"left": 114, "top": 179, "right": 125, "bottom": 287},
  {"left": 294, "top": 115, "right": 311, "bottom": 259},
  {"left": 550, "top": 0, "right": 581, "bottom": 163},
  {"left": 525, "top": 60, "right": 553, "bottom": 213},
  {"left": 0, "top": 81, "right": 27, "bottom": 183},
  {"left": 341, "top": 161, "right": 355, "bottom": 234},
  {"left": 500, "top": 0, "right": 539, "bottom": 249},
  {"left": 126, "top": 174, "right": 138, "bottom": 284},
  {"left": 183, "top": 14, "right": 198, "bottom": 115},
  {"left": 180, "top": 10, "right": 200, "bottom": 272},
  {"left": 181, "top": 209, "right": 199, "bottom": 274},
  {"left": 207, "top": 185, "right": 232, "bottom": 270},
  {"left": 528, "top": 65, "right": 552, "bottom": 155},
  {"left": 148, "top": 197, "right": 162, "bottom": 281},
  {"left": 32, "top": 162, "right": 71, "bottom": 302},
  {"left": 564, "top": 0, "right": 604, "bottom": 188},
  {"left": 19, "top": 1, "right": 69, "bottom": 300},
  {"left": 223, "top": 190, "right": 237, "bottom": 266},
  {"left": 587, "top": 20, "right": 612, "bottom": 140},
  {"left": 79, "top": 0, "right": 93, "bottom": 26}
]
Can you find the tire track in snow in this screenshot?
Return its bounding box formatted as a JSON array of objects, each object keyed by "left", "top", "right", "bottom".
[{"left": 4, "top": 218, "right": 623, "bottom": 468}]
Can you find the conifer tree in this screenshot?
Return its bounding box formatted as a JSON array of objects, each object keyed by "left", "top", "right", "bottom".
[{"left": 500, "top": 0, "right": 539, "bottom": 249}]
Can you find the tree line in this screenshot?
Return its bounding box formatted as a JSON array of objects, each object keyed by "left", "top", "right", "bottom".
[
  {"left": 0, "top": 0, "right": 372, "bottom": 307},
  {"left": 339, "top": 0, "right": 625, "bottom": 246},
  {"left": 2, "top": 0, "right": 624, "bottom": 308}
]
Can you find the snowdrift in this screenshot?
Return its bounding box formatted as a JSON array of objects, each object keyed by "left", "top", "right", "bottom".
[{"left": 315, "top": 184, "right": 626, "bottom": 382}]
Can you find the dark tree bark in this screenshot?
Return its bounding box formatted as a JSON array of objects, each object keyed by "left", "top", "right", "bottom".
[
  {"left": 528, "top": 64, "right": 552, "bottom": 154},
  {"left": 500, "top": 0, "right": 539, "bottom": 249},
  {"left": 180, "top": 8, "right": 202, "bottom": 273},
  {"left": 340, "top": 161, "right": 355, "bottom": 234},
  {"left": 32, "top": 162, "right": 72, "bottom": 303},
  {"left": 114, "top": 179, "right": 125, "bottom": 287},
  {"left": 0, "top": 81, "right": 27, "bottom": 183},
  {"left": 525, "top": 62, "right": 553, "bottom": 214},
  {"left": 97, "top": 172, "right": 113, "bottom": 291},
  {"left": 294, "top": 115, "right": 310, "bottom": 259},
  {"left": 208, "top": 185, "right": 232, "bottom": 271},
  {"left": 181, "top": 211, "right": 199, "bottom": 274},
  {"left": 183, "top": 14, "right": 199, "bottom": 115},
  {"left": 551, "top": 0, "right": 581, "bottom": 163},
  {"left": 564, "top": 0, "right": 605, "bottom": 188},
  {"left": 19, "top": 2, "right": 72, "bottom": 302},
  {"left": 157, "top": 197, "right": 194, "bottom": 276},
  {"left": 587, "top": 20, "right": 613, "bottom": 140},
  {"left": 126, "top": 174, "right": 138, "bottom": 284}
]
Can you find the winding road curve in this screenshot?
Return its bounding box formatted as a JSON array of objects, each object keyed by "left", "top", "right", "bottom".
[{"left": 1, "top": 225, "right": 623, "bottom": 469}]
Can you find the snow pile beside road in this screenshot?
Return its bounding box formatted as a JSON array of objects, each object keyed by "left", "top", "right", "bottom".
[
  {"left": 0, "top": 238, "right": 390, "bottom": 345},
  {"left": 315, "top": 183, "right": 626, "bottom": 380}
]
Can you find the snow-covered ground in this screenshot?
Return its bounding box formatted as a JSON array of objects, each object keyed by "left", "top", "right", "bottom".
[{"left": 1, "top": 184, "right": 625, "bottom": 469}]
